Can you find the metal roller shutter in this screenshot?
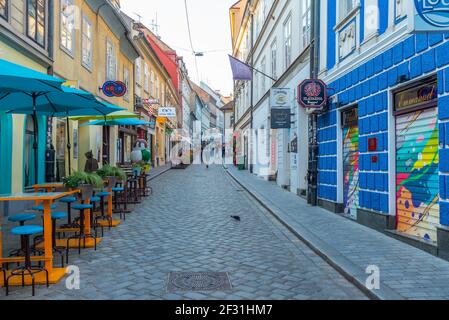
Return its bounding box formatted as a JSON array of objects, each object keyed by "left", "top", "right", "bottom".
[
  {"left": 396, "top": 107, "right": 439, "bottom": 242},
  {"left": 343, "top": 125, "right": 359, "bottom": 219}
]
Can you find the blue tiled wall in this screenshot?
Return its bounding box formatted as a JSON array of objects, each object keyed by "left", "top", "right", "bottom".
[{"left": 318, "top": 33, "right": 449, "bottom": 224}]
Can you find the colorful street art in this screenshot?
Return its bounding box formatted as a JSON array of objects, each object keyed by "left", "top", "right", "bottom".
[
  {"left": 343, "top": 126, "right": 359, "bottom": 219},
  {"left": 396, "top": 108, "right": 440, "bottom": 242}
]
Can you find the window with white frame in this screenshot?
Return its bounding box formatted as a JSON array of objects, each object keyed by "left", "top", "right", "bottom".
[
  {"left": 0, "top": 0, "right": 8, "bottom": 19},
  {"left": 123, "top": 67, "right": 130, "bottom": 101},
  {"left": 150, "top": 70, "right": 155, "bottom": 97},
  {"left": 283, "top": 15, "right": 292, "bottom": 69},
  {"left": 395, "top": 0, "right": 406, "bottom": 21},
  {"left": 254, "top": 68, "right": 259, "bottom": 100},
  {"left": 144, "top": 62, "right": 149, "bottom": 93},
  {"left": 155, "top": 77, "right": 160, "bottom": 100},
  {"left": 339, "top": 0, "right": 357, "bottom": 20},
  {"left": 364, "top": 0, "right": 378, "bottom": 37},
  {"left": 135, "top": 57, "right": 141, "bottom": 84},
  {"left": 302, "top": 0, "right": 311, "bottom": 47},
  {"left": 60, "top": 0, "right": 74, "bottom": 53},
  {"left": 106, "top": 40, "right": 117, "bottom": 81},
  {"left": 271, "top": 39, "right": 277, "bottom": 79},
  {"left": 261, "top": 56, "right": 266, "bottom": 95},
  {"left": 81, "top": 15, "right": 92, "bottom": 69}
]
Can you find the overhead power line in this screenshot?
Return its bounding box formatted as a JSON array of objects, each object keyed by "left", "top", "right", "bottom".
[{"left": 184, "top": 0, "right": 200, "bottom": 82}]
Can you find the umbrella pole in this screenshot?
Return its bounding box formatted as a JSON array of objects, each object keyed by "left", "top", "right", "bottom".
[
  {"left": 32, "top": 95, "right": 39, "bottom": 185},
  {"left": 66, "top": 117, "right": 72, "bottom": 176}
]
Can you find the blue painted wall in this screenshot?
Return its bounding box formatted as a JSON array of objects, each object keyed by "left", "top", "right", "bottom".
[
  {"left": 318, "top": 31, "right": 449, "bottom": 226},
  {"left": 327, "top": 0, "right": 337, "bottom": 71}
]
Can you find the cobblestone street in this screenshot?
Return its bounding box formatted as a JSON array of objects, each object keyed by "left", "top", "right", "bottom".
[{"left": 2, "top": 165, "right": 366, "bottom": 300}]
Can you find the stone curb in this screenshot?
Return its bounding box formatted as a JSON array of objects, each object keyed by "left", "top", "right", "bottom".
[
  {"left": 225, "top": 167, "right": 405, "bottom": 301},
  {"left": 148, "top": 165, "right": 172, "bottom": 181}
]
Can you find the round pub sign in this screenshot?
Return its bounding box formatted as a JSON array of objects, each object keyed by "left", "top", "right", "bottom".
[{"left": 297, "top": 79, "right": 328, "bottom": 109}]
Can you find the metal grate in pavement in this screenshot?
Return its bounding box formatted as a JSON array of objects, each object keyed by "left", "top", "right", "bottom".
[{"left": 167, "top": 272, "right": 232, "bottom": 292}]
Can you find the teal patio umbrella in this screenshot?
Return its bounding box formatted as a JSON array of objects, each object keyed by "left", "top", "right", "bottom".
[
  {"left": 8, "top": 91, "right": 125, "bottom": 176},
  {"left": 0, "top": 58, "right": 65, "bottom": 93},
  {"left": 0, "top": 58, "right": 66, "bottom": 184},
  {"left": 81, "top": 118, "right": 155, "bottom": 127}
]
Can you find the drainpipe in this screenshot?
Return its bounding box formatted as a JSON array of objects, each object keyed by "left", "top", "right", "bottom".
[
  {"left": 249, "top": 2, "right": 254, "bottom": 174},
  {"left": 308, "top": 0, "right": 320, "bottom": 206}
]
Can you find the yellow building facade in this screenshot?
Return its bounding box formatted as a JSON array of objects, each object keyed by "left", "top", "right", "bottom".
[
  {"left": 130, "top": 22, "right": 179, "bottom": 167},
  {"left": 52, "top": 0, "right": 138, "bottom": 178}
]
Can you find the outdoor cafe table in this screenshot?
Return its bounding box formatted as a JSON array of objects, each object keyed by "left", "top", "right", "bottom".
[
  {"left": 32, "top": 183, "right": 64, "bottom": 205},
  {"left": 33, "top": 183, "right": 64, "bottom": 193},
  {"left": 0, "top": 191, "right": 78, "bottom": 285}
]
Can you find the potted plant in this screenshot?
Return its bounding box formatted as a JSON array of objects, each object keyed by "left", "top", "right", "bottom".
[
  {"left": 63, "top": 171, "right": 104, "bottom": 200},
  {"left": 96, "top": 165, "right": 127, "bottom": 188}
]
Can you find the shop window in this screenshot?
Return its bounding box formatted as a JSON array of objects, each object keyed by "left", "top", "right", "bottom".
[
  {"left": 27, "top": 0, "right": 46, "bottom": 47},
  {"left": 0, "top": 0, "right": 8, "bottom": 20}
]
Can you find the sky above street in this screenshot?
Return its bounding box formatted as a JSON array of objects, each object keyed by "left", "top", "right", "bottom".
[{"left": 121, "top": 0, "right": 236, "bottom": 96}]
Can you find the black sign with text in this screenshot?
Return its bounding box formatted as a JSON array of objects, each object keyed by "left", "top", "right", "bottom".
[{"left": 271, "top": 109, "right": 291, "bottom": 129}]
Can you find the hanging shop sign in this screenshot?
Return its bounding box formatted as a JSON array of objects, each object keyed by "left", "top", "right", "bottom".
[
  {"left": 101, "top": 81, "right": 127, "bottom": 97},
  {"left": 158, "top": 107, "right": 177, "bottom": 118},
  {"left": 298, "top": 79, "right": 328, "bottom": 110},
  {"left": 394, "top": 80, "right": 437, "bottom": 112},
  {"left": 409, "top": 0, "right": 449, "bottom": 32},
  {"left": 271, "top": 108, "right": 291, "bottom": 129},
  {"left": 144, "top": 98, "right": 160, "bottom": 105},
  {"left": 270, "top": 88, "right": 292, "bottom": 109}
]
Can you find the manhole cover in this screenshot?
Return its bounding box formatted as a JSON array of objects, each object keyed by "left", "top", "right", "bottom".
[{"left": 167, "top": 272, "right": 232, "bottom": 292}]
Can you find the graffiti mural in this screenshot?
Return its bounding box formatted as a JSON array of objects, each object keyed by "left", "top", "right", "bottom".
[
  {"left": 343, "top": 126, "right": 359, "bottom": 219},
  {"left": 396, "top": 108, "right": 439, "bottom": 242}
]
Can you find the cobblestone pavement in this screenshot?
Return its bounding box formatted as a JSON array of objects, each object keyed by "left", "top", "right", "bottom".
[
  {"left": 2, "top": 165, "right": 366, "bottom": 300},
  {"left": 227, "top": 166, "right": 449, "bottom": 300}
]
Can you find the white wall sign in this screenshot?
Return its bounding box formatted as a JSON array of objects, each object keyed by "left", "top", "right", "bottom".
[
  {"left": 409, "top": 0, "right": 449, "bottom": 32},
  {"left": 270, "top": 88, "right": 292, "bottom": 109},
  {"left": 158, "top": 107, "right": 177, "bottom": 118}
]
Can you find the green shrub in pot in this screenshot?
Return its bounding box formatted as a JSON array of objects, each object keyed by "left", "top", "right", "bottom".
[
  {"left": 63, "top": 172, "right": 104, "bottom": 189},
  {"left": 96, "top": 165, "right": 126, "bottom": 181}
]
